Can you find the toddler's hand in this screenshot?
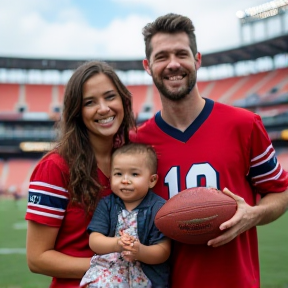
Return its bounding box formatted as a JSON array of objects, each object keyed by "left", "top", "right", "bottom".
[
  {"left": 118, "top": 230, "right": 136, "bottom": 246},
  {"left": 121, "top": 239, "right": 140, "bottom": 262}
]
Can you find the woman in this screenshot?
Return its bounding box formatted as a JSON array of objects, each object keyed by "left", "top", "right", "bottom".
[{"left": 25, "top": 61, "right": 135, "bottom": 288}]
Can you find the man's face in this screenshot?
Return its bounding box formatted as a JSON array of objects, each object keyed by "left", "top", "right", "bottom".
[{"left": 145, "top": 32, "right": 200, "bottom": 101}]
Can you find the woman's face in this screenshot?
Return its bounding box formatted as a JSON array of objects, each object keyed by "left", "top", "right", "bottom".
[{"left": 81, "top": 73, "right": 124, "bottom": 142}]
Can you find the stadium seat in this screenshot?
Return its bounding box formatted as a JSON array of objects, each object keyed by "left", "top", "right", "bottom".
[
  {"left": 127, "top": 85, "right": 149, "bottom": 117},
  {"left": 258, "top": 67, "right": 288, "bottom": 98},
  {"left": 203, "top": 76, "right": 240, "bottom": 102},
  {"left": 227, "top": 71, "right": 270, "bottom": 105},
  {"left": 2, "top": 159, "right": 36, "bottom": 196},
  {"left": 0, "top": 84, "right": 20, "bottom": 112},
  {"left": 25, "top": 84, "right": 53, "bottom": 113}
]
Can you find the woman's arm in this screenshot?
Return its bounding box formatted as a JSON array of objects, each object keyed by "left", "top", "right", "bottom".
[
  {"left": 89, "top": 232, "right": 122, "bottom": 255},
  {"left": 26, "top": 221, "right": 91, "bottom": 278}
]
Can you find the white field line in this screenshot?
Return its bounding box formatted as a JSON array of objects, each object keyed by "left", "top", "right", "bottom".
[
  {"left": 13, "top": 221, "right": 27, "bottom": 229},
  {"left": 0, "top": 248, "right": 26, "bottom": 254},
  {"left": 0, "top": 221, "right": 27, "bottom": 254}
]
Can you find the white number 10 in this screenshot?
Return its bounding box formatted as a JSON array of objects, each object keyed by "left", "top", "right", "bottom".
[{"left": 164, "top": 163, "right": 219, "bottom": 199}]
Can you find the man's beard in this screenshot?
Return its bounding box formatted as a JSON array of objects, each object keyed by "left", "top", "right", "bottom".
[{"left": 151, "top": 69, "right": 197, "bottom": 102}]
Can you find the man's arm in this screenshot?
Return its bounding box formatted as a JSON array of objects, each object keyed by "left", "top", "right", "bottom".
[{"left": 207, "top": 187, "right": 288, "bottom": 247}]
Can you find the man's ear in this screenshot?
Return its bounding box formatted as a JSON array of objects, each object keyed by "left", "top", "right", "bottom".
[
  {"left": 149, "top": 174, "right": 158, "bottom": 188},
  {"left": 143, "top": 59, "right": 152, "bottom": 75},
  {"left": 194, "top": 52, "right": 202, "bottom": 70}
]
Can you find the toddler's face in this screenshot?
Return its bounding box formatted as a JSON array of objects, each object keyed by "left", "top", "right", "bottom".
[{"left": 110, "top": 153, "right": 157, "bottom": 208}]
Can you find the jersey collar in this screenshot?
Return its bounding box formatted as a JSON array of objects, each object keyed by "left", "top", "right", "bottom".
[{"left": 155, "top": 98, "right": 214, "bottom": 142}]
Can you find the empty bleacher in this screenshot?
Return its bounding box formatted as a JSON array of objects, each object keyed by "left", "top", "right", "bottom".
[
  {"left": 202, "top": 76, "right": 241, "bottom": 102},
  {"left": 0, "top": 83, "right": 20, "bottom": 112},
  {"left": 0, "top": 159, "right": 36, "bottom": 196},
  {"left": 127, "top": 85, "right": 149, "bottom": 116},
  {"left": 1, "top": 67, "right": 287, "bottom": 116},
  {"left": 223, "top": 68, "right": 288, "bottom": 105},
  {"left": 25, "top": 84, "right": 53, "bottom": 113},
  {"left": 258, "top": 67, "right": 288, "bottom": 98},
  {"left": 197, "top": 81, "right": 214, "bottom": 99},
  {"left": 224, "top": 72, "right": 270, "bottom": 105},
  {"left": 0, "top": 84, "right": 64, "bottom": 114},
  {"left": 0, "top": 67, "right": 287, "bottom": 120}
]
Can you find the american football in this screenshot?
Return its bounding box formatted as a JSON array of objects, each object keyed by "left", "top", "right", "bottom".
[{"left": 155, "top": 187, "right": 237, "bottom": 244}]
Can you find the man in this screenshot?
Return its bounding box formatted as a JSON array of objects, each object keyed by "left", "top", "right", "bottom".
[{"left": 130, "top": 13, "right": 288, "bottom": 288}]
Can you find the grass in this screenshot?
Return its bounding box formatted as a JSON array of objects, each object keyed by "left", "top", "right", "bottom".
[
  {"left": 0, "top": 198, "right": 50, "bottom": 288},
  {"left": 258, "top": 212, "right": 288, "bottom": 288},
  {"left": 0, "top": 198, "right": 288, "bottom": 288}
]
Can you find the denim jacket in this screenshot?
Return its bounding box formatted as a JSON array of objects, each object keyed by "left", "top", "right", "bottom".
[{"left": 88, "top": 190, "right": 170, "bottom": 288}]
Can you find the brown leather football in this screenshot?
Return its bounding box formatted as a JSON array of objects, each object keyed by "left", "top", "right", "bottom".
[{"left": 155, "top": 187, "right": 237, "bottom": 244}]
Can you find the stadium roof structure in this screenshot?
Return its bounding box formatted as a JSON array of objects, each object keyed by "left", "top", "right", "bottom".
[
  {"left": 201, "top": 33, "right": 288, "bottom": 66},
  {"left": 0, "top": 33, "right": 287, "bottom": 71}
]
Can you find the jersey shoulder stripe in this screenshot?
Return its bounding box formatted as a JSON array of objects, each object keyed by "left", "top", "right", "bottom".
[
  {"left": 26, "top": 208, "right": 64, "bottom": 219},
  {"left": 251, "top": 144, "right": 274, "bottom": 166},
  {"left": 30, "top": 181, "right": 68, "bottom": 193},
  {"left": 25, "top": 152, "right": 69, "bottom": 226},
  {"left": 253, "top": 167, "right": 283, "bottom": 185}
]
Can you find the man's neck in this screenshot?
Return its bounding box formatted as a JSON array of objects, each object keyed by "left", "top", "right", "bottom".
[{"left": 160, "top": 90, "right": 205, "bottom": 132}]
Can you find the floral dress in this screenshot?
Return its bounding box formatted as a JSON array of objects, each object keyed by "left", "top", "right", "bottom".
[{"left": 80, "top": 209, "right": 152, "bottom": 288}]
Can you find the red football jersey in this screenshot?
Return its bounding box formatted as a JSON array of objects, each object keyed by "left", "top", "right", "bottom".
[
  {"left": 131, "top": 98, "right": 288, "bottom": 288},
  {"left": 25, "top": 152, "right": 111, "bottom": 288}
]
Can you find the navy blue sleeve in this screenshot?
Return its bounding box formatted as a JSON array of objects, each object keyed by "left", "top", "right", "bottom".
[
  {"left": 87, "top": 197, "right": 111, "bottom": 235},
  {"left": 148, "top": 200, "right": 167, "bottom": 245}
]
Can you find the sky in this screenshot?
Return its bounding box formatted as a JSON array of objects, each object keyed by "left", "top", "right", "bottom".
[{"left": 0, "top": 0, "right": 272, "bottom": 61}]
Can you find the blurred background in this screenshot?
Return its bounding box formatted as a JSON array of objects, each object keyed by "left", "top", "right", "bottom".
[{"left": 0, "top": 0, "right": 287, "bottom": 287}]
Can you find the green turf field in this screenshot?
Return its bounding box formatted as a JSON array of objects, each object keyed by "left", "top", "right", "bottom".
[
  {"left": 0, "top": 198, "right": 287, "bottom": 288},
  {"left": 258, "top": 212, "right": 288, "bottom": 288},
  {"left": 0, "top": 198, "right": 51, "bottom": 288}
]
